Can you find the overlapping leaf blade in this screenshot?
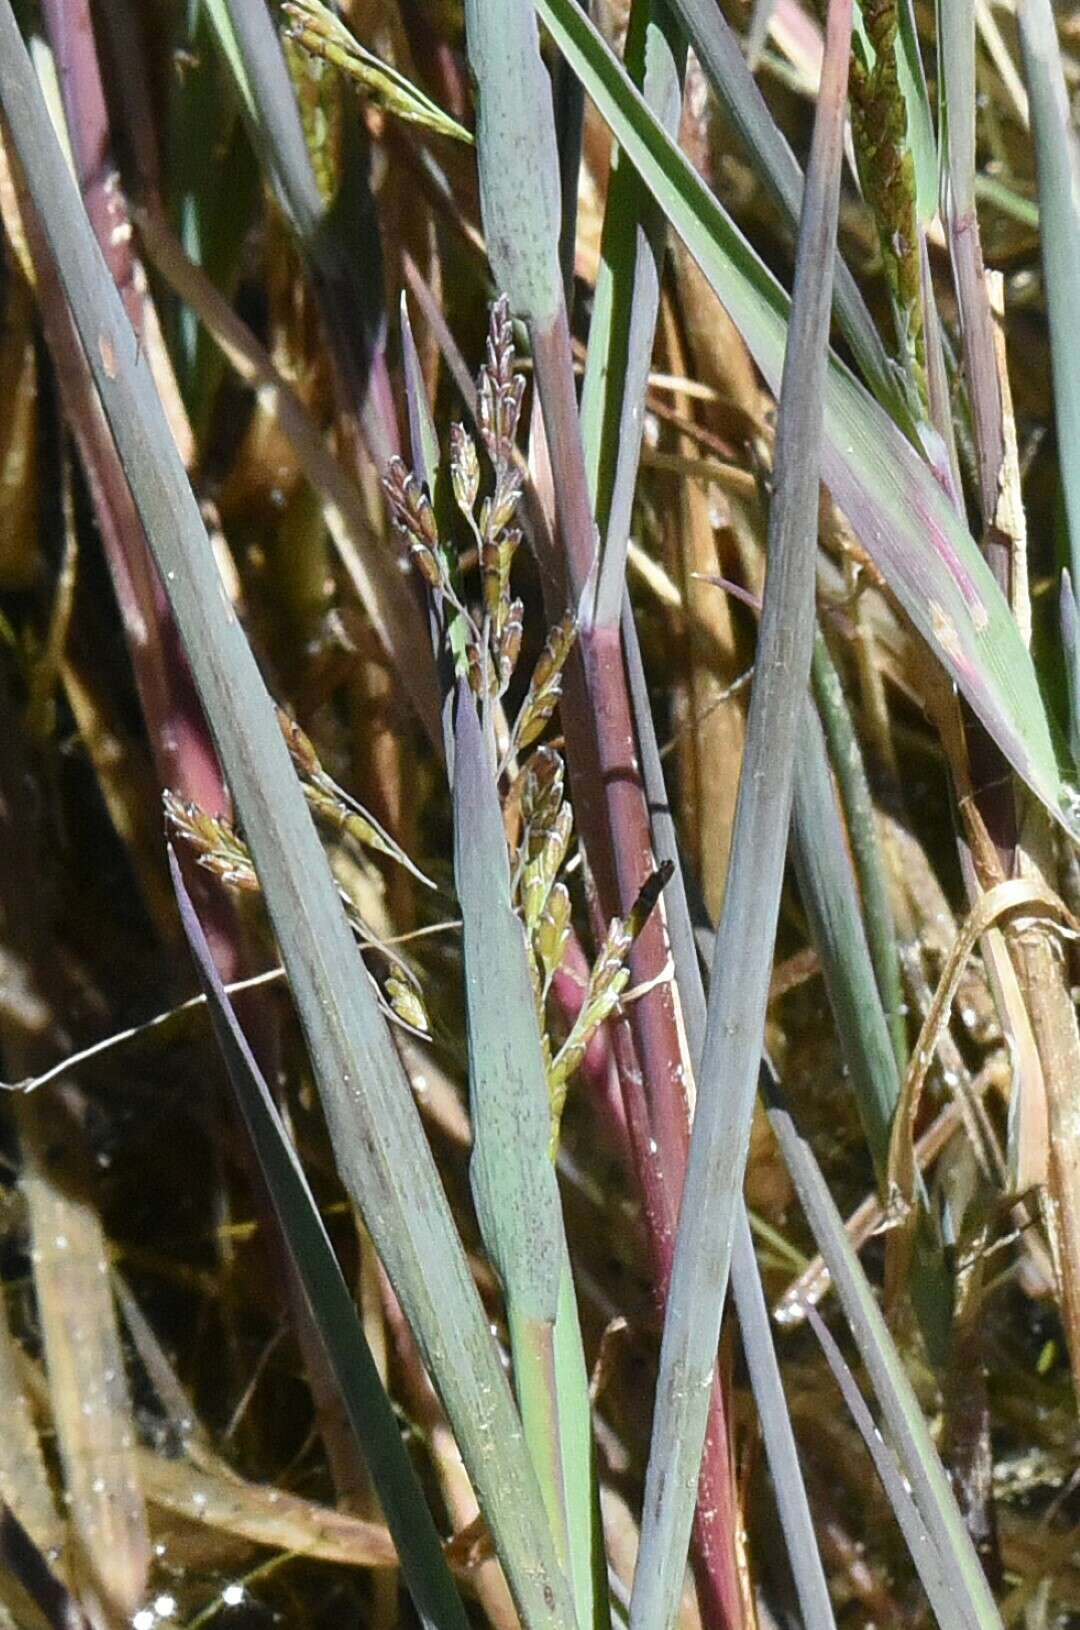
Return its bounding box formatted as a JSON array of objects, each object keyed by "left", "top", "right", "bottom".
[
  {"left": 632, "top": 4, "right": 851, "bottom": 1622},
  {"left": 168, "top": 849, "right": 468, "bottom": 1630},
  {"left": 535, "top": 0, "right": 1075, "bottom": 836},
  {"left": 0, "top": 15, "right": 578, "bottom": 1628},
  {"left": 452, "top": 685, "right": 605, "bottom": 1630}
]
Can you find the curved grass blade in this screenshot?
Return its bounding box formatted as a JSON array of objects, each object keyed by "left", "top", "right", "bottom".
[
  {"left": 804, "top": 1306, "right": 962, "bottom": 1627},
  {"left": 0, "top": 18, "right": 578, "bottom": 1627},
  {"left": 533, "top": 0, "right": 1076, "bottom": 837},
  {"left": 1018, "top": 0, "right": 1080, "bottom": 591},
  {"left": 764, "top": 1077, "right": 1003, "bottom": 1630},
  {"left": 630, "top": 8, "right": 852, "bottom": 1626},
  {"left": 168, "top": 848, "right": 469, "bottom": 1630}
]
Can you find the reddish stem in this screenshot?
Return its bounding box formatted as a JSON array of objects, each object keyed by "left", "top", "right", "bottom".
[
  {"left": 531, "top": 314, "right": 743, "bottom": 1630},
  {"left": 38, "top": 0, "right": 237, "bottom": 970}
]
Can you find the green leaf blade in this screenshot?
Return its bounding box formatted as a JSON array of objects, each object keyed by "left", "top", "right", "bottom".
[
  {"left": 168, "top": 849, "right": 469, "bottom": 1630},
  {"left": 536, "top": 0, "right": 1075, "bottom": 835},
  {"left": 0, "top": 17, "right": 579, "bottom": 1626},
  {"left": 631, "top": 3, "right": 853, "bottom": 1623},
  {"left": 452, "top": 682, "right": 607, "bottom": 1630},
  {"left": 453, "top": 687, "right": 563, "bottom": 1322},
  {"left": 1019, "top": 0, "right": 1080, "bottom": 593}
]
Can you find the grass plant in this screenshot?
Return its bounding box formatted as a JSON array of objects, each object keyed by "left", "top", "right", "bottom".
[{"left": 1, "top": 2, "right": 1079, "bottom": 1627}]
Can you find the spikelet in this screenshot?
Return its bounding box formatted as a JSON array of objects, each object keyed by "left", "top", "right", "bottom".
[
  {"left": 497, "top": 597, "right": 524, "bottom": 693},
  {"left": 517, "top": 746, "right": 565, "bottom": 849},
  {"left": 478, "top": 296, "right": 525, "bottom": 470},
  {"left": 535, "top": 880, "right": 572, "bottom": 986},
  {"left": 382, "top": 455, "right": 444, "bottom": 588},
  {"left": 546, "top": 916, "right": 633, "bottom": 1148},
  {"left": 465, "top": 641, "right": 497, "bottom": 697},
  {"left": 385, "top": 975, "right": 431, "bottom": 1036},
  {"left": 165, "top": 789, "right": 433, "bottom": 1036},
  {"left": 278, "top": 709, "right": 436, "bottom": 889},
  {"left": 514, "top": 613, "right": 576, "bottom": 751},
  {"left": 450, "top": 422, "right": 480, "bottom": 517},
  {"left": 480, "top": 528, "right": 521, "bottom": 632},
  {"left": 545, "top": 862, "right": 674, "bottom": 1146},
  {"left": 521, "top": 803, "right": 573, "bottom": 931},
  {"left": 164, "top": 791, "right": 258, "bottom": 891},
  {"left": 477, "top": 296, "right": 525, "bottom": 537}
]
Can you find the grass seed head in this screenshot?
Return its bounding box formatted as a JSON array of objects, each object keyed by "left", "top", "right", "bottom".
[{"left": 450, "top": 422, "right": 480, "bottom": 516}]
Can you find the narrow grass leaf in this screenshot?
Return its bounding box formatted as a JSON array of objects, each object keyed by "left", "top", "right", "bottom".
[
  {"left": 811, "top": 630, "right": 907, "bottom": 1072},
  {"left": 550, "top": 2, "right": 586, "bottom": 303},
  {"left": 209, "top": 0, "right": 320, "bottom": 239},
  {"left": 937, "top": 0, "right": 1005, "bottom": 534},
  {"left": 631, "top": 9, "right": 852, "bottom": 1627},
  {"left": 579, "top": 0, "right": 684, "bottom": 627},
  {"left": 622, "top": 600, "right": 836, "bottom": 1630},
  {"left": 466, "top": 0, "right": 599, "bottom": 612},
  {"left": 894, "top": 0, "right": 938, "bottom": 223},
  {"left": 168, "top": 849, "right": 469, "bottom": 1630},
  {"left": 764, "top": 1078, "right": 1003, "bottom": 1630},
  {"left": 649, "top": 0, "right": 910, "bottom": 430},
  {"left": 1018, "top": 0, "right": 1080, "bottom": 591},
  {"left": 1060, "top": 570, "right": 1080, "bottom": 766},
  {"left": 165, "top": 3, "right": 259, "bottom": 443},
  {"left": 400, "top": 294, "right": 442, "bottom": 494},
  {"left": 804, "top": 1306, "right": 961, "bottom": 1627},
  {"left": 745, "top": 0, "right": 777, "bottom": 71},
  {"left": 0, "top": 21, "right": 578, "bottom": 1627},
  {"left": 534, "top": 0, "right": 1076, "bottom": 837},
  {"left": 791, "top": 702, "right": 899, "bottom": 1176},
  {"left": 0, "top": 1293, "right": 60, "bottom": 1562},
  {"left": 464, "top": 0, "right": 563, "bottom": 328},
  {"left": 452, "top": 684, "right": 605, "bottom": 1630},
  {"left": 202, "top": 0, "right": 257, "bottom": 127},
  {"left": 791, "top": 709, "right": 954, "bottom": 1360},
  {"left": 452, "top": 687, "right": 562, "bottom": 1326},
  {"left": 139, "top": 1450, "right": 399, "bottom": 1570},
  {"left": 0, "top": 1504, "right": 89, "bottom": 1630}
]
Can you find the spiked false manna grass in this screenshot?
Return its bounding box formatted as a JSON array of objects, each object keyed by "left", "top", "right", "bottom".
[{"left": 1, "top": 1, "right": 1080, "bottom": 1628}]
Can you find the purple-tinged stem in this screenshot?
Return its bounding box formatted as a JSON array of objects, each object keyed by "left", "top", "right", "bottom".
[
  {"left": 530, "top": 316, "right": 745, "bottom": 1630},
  {"left": 38, "top": 0, "right": 237, "bottom": 970}
]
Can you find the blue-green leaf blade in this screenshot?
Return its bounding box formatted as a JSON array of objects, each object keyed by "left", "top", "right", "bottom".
[
  {"left": 535, "top": 0, "right": 1076, "bottom": 834},
  {"left": 168, "top": 849, "right": 469, "bottom": 1630}
]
